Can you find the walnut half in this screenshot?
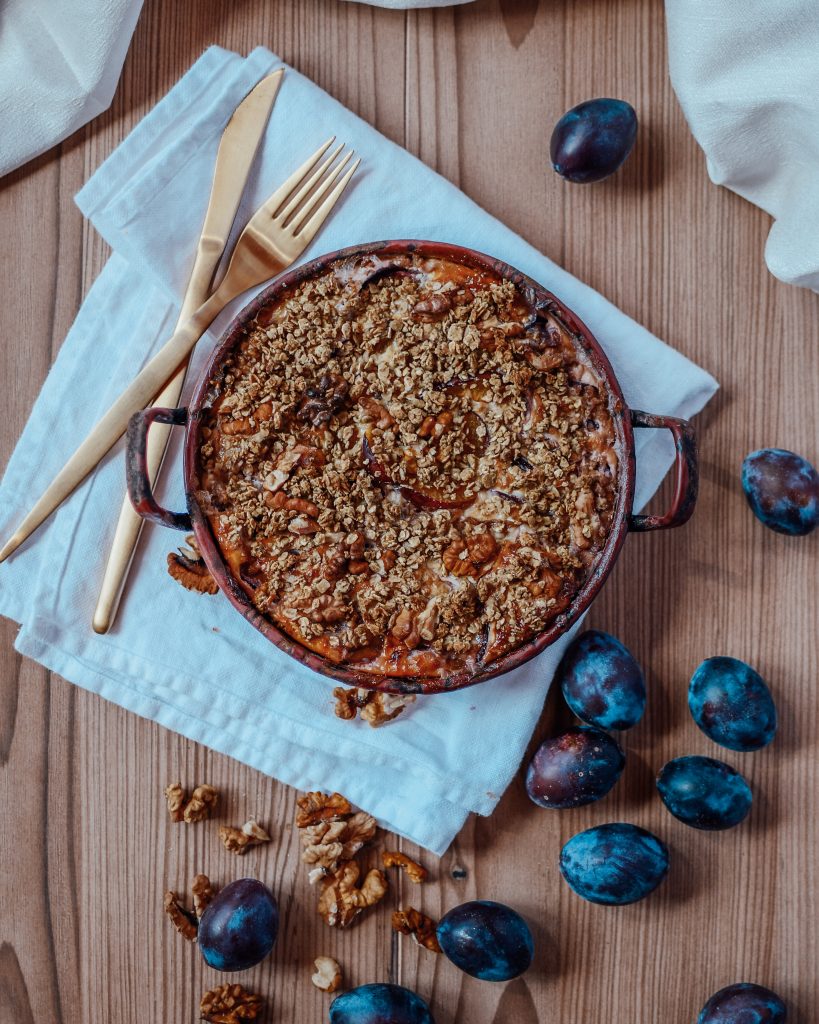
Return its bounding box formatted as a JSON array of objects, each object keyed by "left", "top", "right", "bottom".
[
  {"left": 318, "top": 861, "right": 388, "bottom": 928},
  {"left": 200, "top": 984, "right": 264, "bottom": 1023},
  {"left": 311, "top": 956, "right": 343, "bottom": 993}
]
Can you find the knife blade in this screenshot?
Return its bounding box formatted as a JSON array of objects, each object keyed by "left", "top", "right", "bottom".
[{"left": 91, "top": 68, "right": 284, "bottom": 633}]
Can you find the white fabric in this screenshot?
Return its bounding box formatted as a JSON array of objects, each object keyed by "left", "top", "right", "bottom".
[
  {"left": 0, "top": 0, "right": 144, "bottom": 178},
  {"left": 666, "top": 0, "right": 819, "bottom": 290},
  {"left": 0, "top": 47, "right": 718, "bottom": 855}
]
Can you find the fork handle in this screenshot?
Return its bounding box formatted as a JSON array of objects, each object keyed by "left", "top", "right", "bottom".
[{"left": 0, "top": 290, "right": 228, "bottom": 563}]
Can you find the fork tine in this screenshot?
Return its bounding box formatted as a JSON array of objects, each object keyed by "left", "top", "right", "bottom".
[
  {"left": 264, "top": 136, "right": 336, "bottom": 214},
  {"left": 292, "top": 155, "right": 359, "bottom": 239},
  {"left": 275, "top": 142, "right": 345, "bottom": 224}
]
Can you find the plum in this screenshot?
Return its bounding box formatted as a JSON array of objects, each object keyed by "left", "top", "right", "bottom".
[
  {"left": 329, "top": 984, "right": 435, "bottom": 1024},
  {"left": 550, "top": 98, "right": 638, "bottom": 183},
  {"left": 657, "top": 755, "right": 752, "bottom": 831},
  {"left": 689, "top": 656, "right": 776, "bottom": 752},
  {"left": 741, "top": 448, "right": 818, "bottom": 536},
  {"left": 558, "top": 630, "right": 646, "bottom": 731},
  {"left": 525, "top": 726, "right": 625, "bottom": 809},
  {"left": 697, "top": 982, "right": 787, "bottom": 1023},
  {"left": 197, "top": 878, "right": 278, "bottom": 972},
  {"left": 436, "top": 900, "right": 534, "bottom": 981},
  {"left": 559, "top": 823, "right": 669, "bottom": 905}
]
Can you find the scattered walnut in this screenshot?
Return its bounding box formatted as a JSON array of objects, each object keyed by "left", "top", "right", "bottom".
[
  {"left": 300, "top": 811, "right": 376, "bottom": 880},
  {"left": 163, "top": 890, "right": 198, "bottom": 941},
  {"left": 391, "top": 608, "right": 421, "bottom": 649},
  {"left": 442, "top": 538, "right": 474, "bottom": 577},
  {"left": 392, "top": 907, "right": 441, "bottom": 953},
  {"left": 192, "top": 874, "right": 216, "bottom": 918},
  {"left": 297, "top": 372, "right": 350, "bottom": 426},
  {"left": 167, "top": 535, "right": 218, "bottom": 595},
  {"left": 318, "top": 861, "right": 388, "bottom": 928},
  {"left": 466, "top": 530, "right": 498, "bottom": 565},
  {"left": 219, "top": 819, "right": 271, "bottom": 855},
  {"left": 412, "top": 293, "right": 452, "bottom": 321},
  {"left": 183, "top": 784, "right": 219, "bottom": 823},
  {"left": 296, "top": 791, "right": 352, "bottom": 828},
  {"left": 333, "top": 686, "right": 370, "bottom": 720},
  {"left": 200, "top": 983, "right": 264, "bottom": 1023},
  {"left": 382, "top": 850, "right": 428, "bottom": 883},
  {"left": 311, "top": 956, "right": 343, "bottom": 993},
  {"left": 164, "top": 782, "right": 186, "bottom": 823},
  {"left": 360, "top": 691, "right": 416, "bottom": 728}
]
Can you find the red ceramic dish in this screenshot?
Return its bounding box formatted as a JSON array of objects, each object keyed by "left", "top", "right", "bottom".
[{"left": 126, "top": 240, "right": 698, "bottom": 695}]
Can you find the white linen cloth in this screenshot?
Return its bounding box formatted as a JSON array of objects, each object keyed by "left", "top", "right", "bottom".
[
  {"left": 0, "top": 0, "right": 144, "bottom": 178},
  {"left": 0, "top": 47, "right": 717, "bottom": 855},
  {"left": 666, "top": 0, "right": 819, "bottom": 291}
]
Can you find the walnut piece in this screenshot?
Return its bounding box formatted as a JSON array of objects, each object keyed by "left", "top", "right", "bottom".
[
  {"left": 318, "top": 861, "right": 388, "bottom": 928},
  {"left": 200, "top": 983, "right": 264, "bottom": 1022},
  {"left": 163, "top": 890, "right": 198, "bottom": 941},
  {"left": 360, "top": 691, "right": 416, "bottom": 728},
  {"left": 296, "top": 791, "right": 352, "bottom": 828},
  {"left": 300, "top": 811, "right": 376, "bottom": 881},
  {"left": 164, "top": 782, "right": 186, "bottom": 823},
  {"left": 167, "top": 534, "right": 218, "bottom": 595},
  {"left": 311, "top": 956, "right": 343, "bottom": 993},
  {"left": 219, "top": 820, "right": 271, "bottom": 855},
  {"left": 332, "top": 687, "right": 416, "bottom": 727},
  {"left": 183, "top": 784, "right": 219, "bottom": 823},
  {"left": 382, "top": 850, "right": 428, "bottom": 883},
  {"left": 192, "top": 874, "right": 216, "bottom": 918},
  {"left": 391, "top": 907, "right": 441, "bottom": 953}
]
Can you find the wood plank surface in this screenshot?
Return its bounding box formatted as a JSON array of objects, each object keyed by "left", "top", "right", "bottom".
[{"left": 1, "top": 1, "right": 816, "bottom": 1022}]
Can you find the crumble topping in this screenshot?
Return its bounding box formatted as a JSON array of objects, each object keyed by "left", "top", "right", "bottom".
[{"left": 195, "top": 250, "right": 619, "bottom": 683}]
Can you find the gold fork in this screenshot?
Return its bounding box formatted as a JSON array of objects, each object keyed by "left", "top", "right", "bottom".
[{"left": 0, "top": 138, "right": 360, "bottom": 563}]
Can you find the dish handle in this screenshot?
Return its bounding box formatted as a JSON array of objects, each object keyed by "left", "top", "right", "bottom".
[
  {"left": 126, "top": 407, "right": 192, "bottom": 531},
  {"left": 628, "top": 410, "right": 698, "bottom": 531}
]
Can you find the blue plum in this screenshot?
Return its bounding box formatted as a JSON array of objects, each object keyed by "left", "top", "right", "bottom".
[
  {"left": 689, "top": 657, "right": 777, "bottom": 752},
  {"left": 741, "top": 448, "right": 818, "bottom": 536},
  {"left": 329, "top": 984, "right": 435, "bottom": 1024},
  {"left": 525, "top": 726, "right": 625, "bottom": 809},
  {"left": 697, "top": 982, "right": 787, "bottom": 1023},
  {"left": 436, "top": 900, "right": 534, "bottom": 981},
  {"left": 559, "top": 823, "right": 669, "bottom": 905},
  {"left": 197, "top": 878, "right": 278, "bottom": 972},
  {"left": 558, "top": 630, "right": 646, "bottom": 731},
  {"left": 657, "top": 755, "right": 752, "bottom": 831},
  {"left": 550, "top": 98, "right": 638, "bottom": 183}
]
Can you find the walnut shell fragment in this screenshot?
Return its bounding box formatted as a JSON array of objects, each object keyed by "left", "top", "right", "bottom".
[
  {"left": 391, "top": 907, "right": 441, "bottom": 953},
  {"left": 200, "top": 983, "right": 264, "bottom": 1022},
  {"left": 311, "top": 956, "right": 343, "bottom": 993},
  {"left": 382, "top": 850, "right": 428, "bottom": 883},
  {"left": 219, "top": 819, "right": 272, "bottom": 855}
]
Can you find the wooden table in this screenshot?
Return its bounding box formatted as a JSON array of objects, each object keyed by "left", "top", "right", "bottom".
[{"left": 1, "top": 2, "right": 816, "bottom": 1021}]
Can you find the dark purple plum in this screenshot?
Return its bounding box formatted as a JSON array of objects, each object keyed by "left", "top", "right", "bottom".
[
  {"left": 559, "top": 823, "right": 669, "bottom": 905},
  {"left": 689, "top": 656, "right": 776, "bottom": 752},
  {"left": 741, "top": 448, "right": 818, "bottom": 536},
  {"left": 197, "top": 878, "right": 278, "bottom": 972},
  {"left": 525, "top": 726, "right": 625, "bottom": 809},
  {"left": 697, "top": 982, "right": 787, "bottom": 1023},
  {"left": 329, "top": 983, "right": 435, "bottom": 1024},
  {"left": 558, "top": 630, "right": 646, "bottom": 731},
  {"left": 436, "top": 901, "right": 534, "bottom": 981},
  {"left": 550, "top": 98, "right": 638, "bottom": 183},
  {"left": 657, "top": 755, "right": 752, "bottom": 831}
]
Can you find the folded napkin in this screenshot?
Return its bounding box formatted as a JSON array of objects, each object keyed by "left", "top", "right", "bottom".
[
  {"left": 0, "top": 46, "right": 717, "bottom": 854},
  {"left": 0, "top": 0, "right": 144, "bottom": 178},
  {"left": 666, "top": 0, "right": 819, "bottom": 291}
]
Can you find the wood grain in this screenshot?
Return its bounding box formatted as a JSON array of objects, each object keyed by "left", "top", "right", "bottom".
[{"left": 1, "top": 1, "right": 817, "bottom": 1021}]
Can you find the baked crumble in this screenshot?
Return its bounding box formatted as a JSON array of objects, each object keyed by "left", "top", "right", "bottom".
[{"left": 194, "top": 250, "right": 619, "bottom": 683}]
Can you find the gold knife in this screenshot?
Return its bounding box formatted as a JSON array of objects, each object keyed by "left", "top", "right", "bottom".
[{"left": 91, "top": 68, "right": 284, "bottom": 633}]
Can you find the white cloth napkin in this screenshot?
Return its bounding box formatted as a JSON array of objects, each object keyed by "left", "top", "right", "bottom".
[
  {"left": 0, "top": 46, "right": 717, "bottom": 855},
  {"left": 0, "top": 0, "right": 144, "bottom": 178},
  {"left": 666, "top": 0, "right": 819, "bottom": 291}
]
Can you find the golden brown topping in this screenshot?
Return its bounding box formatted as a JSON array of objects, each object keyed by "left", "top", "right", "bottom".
[
  {"left": 167, "top": 534, "right": 218, "bottom": 595},
  {"left": 296, "top": 791, "right": 352, "bottom": 828},
  {"left": 382, "top": 850, "right": 428, "bottom": 883},
  {"left": 219, "top": 820, "right": 271, "bottom": 856},
  {"left": 183, "top": 784, "right": 219, "bottom": 823},
  {"left": 391, "top": 907, "right": 441, "bottom": 953},
  {"left": 163, "top": 890, "right": 198, "bottom": 941},
  {"left": 311, "top": 956, "right": 343, "bottom": 993},
  {"left": 192, "top": 873, "right": 216, "bottom": 918},
  {"left": 200, "top": 983, "right": 264, "bottom": 1022},
  {"left": 318, "top": 861, "right": 388, "bottom": 928},
  {"left": 164, "top": 782, "right": 186, "bottom": 823}
]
